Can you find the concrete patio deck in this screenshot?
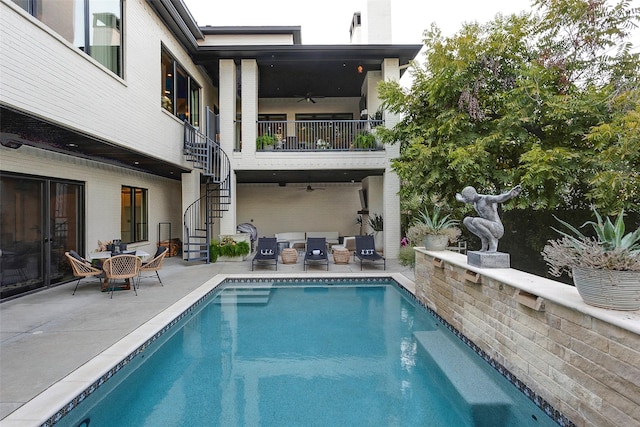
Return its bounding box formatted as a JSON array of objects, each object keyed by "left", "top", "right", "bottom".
[{"left": 0, "top": 255, "right": 415, "bottom": 422}]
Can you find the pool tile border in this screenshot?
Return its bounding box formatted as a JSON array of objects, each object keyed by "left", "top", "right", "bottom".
[{"left": 41, "top": 275, "right": 571, "bottom": 427}]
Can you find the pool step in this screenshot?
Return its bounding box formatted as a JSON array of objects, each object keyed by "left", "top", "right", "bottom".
[
  {"left": 215, "top": 288, "right": 272, "bottom": 305},
  {"left": 414, "top": 329, "right": 512, "bottom": 427}
]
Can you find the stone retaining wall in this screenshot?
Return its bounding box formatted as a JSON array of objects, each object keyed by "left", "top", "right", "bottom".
[{"left": 414, "top": 249, "right": 640, "bottom": 427}]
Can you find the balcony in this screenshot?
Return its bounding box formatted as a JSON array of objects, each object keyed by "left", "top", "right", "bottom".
[{"left": 254, "top": 120, "right": 384, "bottom": 152}]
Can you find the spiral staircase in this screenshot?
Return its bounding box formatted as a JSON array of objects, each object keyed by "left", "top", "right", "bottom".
[{"left": 182, "top": 116, "right": 231, "bottom": 263}]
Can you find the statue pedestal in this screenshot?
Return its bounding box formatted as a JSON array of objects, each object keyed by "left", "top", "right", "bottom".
[{"left": 467, "top": 251, "right": 510, "bottom": 268}]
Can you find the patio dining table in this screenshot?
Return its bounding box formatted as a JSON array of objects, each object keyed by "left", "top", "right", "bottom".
[{"left": 87, "top": 250, "right": 150, "bottom": 291}]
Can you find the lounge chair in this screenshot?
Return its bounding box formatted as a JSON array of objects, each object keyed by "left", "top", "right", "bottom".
[
  {"left": 65, "top": 250, "right": 103, "bottom": 295},
  {"left": 355, "top": 235, "right": 386, "bottom": 270},
  {"left": 102, "top": 254, "right": 142, "bottom": 298},
  {"left": 138, "top": 246, "right": 168, "bottom": 287},
  {"left": 304, "top": 237, "right": 329, "bottom": 271},
  {"left": 252, "top": 237, "right": 278, "bottom": 271}
]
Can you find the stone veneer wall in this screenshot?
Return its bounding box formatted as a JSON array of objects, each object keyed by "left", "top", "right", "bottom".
[{"left": 414, "top": 249, "right": 640, "bottom": 427}]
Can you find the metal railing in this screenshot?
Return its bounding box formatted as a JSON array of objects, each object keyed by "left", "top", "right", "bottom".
[
  {"left": 255, "top": 120, "right": 384, "bottom": 151},
  {"left": 183, "top": 121, "right": 232, "bottom": 263}
]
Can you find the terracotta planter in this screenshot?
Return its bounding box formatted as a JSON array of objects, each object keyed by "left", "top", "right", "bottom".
[
  {"left": 423, "top": 234, "right": 449, "bottom": 251},
  {"left": 572, "top": 267, "right": 640, "bottom": 311}
]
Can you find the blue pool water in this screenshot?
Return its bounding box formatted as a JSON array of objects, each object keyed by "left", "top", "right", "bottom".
[{"left": 57, "top": 280, "right": 560, "bottom": 426}]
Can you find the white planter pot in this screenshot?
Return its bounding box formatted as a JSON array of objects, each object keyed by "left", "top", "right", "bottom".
[
  {"left": 374, "top": 231, "right": 384, "bottom": 252},
  {"left": 423, "top": 234, "right": 449, "bottom": 251},
  {"left": 572, "top": 267, "right": 640, "bottom": 311}
]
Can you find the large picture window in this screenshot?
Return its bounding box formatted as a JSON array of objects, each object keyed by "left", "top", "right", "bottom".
[
  {"left": 161, "top": 47, "right": 201, "bottom": 127},
  {"left": 121, "top": 186, "right": 148, "bottom": 244},
  {"left": 12, "top": 0, "right": 123, "bottom": 77}
]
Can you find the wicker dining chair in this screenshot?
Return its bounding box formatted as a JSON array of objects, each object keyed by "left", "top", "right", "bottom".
[
  {"left": 65, "top": 251, "right": 103, "bottom": 295},
  {"left": 102, "top": 254, "right": 142, "bottom": 298},
  {"left": 138, "top": 246, "right": 168, "bottom": 287}
]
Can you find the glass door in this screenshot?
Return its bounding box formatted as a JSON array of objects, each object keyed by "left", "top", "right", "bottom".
[
  {"left": 0, "top": 173, "right": 84, "bottom": 300},
  {"left": 49, "top": 181, "right": 84, "bottom": 287}
]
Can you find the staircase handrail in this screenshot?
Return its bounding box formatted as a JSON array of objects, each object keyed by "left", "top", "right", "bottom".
[{"left": 183, "top": 122, "right": 232, "bottom": 262}]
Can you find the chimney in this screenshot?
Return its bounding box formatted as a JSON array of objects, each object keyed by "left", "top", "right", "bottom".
[{"left": 350, "top": 0, "right": 392, "bottom": 44}]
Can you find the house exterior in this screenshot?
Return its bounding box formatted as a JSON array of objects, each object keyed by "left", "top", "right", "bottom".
[{"left": 0, "top": 0, "right": 421, "bottom": 299}]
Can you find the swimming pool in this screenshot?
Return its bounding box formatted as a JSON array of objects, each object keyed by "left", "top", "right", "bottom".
[{"left": 51, "top": 277, "right": 565, "bottom": 426}]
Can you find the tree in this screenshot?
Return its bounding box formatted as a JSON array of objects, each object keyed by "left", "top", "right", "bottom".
[{"left": 378, "top": 0, "right": 640, "bottom": 217}]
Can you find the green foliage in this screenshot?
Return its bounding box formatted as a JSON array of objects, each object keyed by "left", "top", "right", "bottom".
[
  {"left": 354, "top": 132, "right": 376, "bottom": 149},
  {"left": 416, "top": 206, "right": 459, "bottom": 234},
  {"left": 542, "top": 207, "right": 640, "bottom": 274},
  {"left": 209, "top": 237, "right": 251, "bottom": 261},
  {"left": 398, "top": 246, "right": 416, "bottom": 267},
  {"left": 368, "top": 213, "right": 384, "bottom": 231},
  {"left": 552, "top": 207, "right": 640, "bottom": 252},
  {"left": 256, "top": 134, "right": 278, "bottom": 148},
  {"left": 377, "top": 0, "right": 640, "bottom": 216},
  {"left": 406, "top": 205, "right": 461, "bottom": 245}
]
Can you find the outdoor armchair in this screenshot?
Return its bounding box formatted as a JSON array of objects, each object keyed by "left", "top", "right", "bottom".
[
  {"left": 66, "top": 250, "right": 103, "bottom": 295},
  {"left": 102, "top": 254, "right": 142, "bottom": 298},
  {"left": 138, "top": 246, "right": 168, "bottom": 287}
]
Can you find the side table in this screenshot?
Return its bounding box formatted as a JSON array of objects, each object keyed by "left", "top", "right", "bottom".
[
  {"left": 281, "top": 248, "right": 298, "bottom": 264},
  {"left": 332, "top": 247, "right": 350, "bottom": 264}
]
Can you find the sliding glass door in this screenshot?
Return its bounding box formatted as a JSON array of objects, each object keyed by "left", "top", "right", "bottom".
[{"left": 0, "top": 173, "right": 84, "bottom": 299}]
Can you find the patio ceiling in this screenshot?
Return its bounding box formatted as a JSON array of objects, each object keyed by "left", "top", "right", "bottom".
[
  {"left": 235, "top": 169, "right": 384, "bottom": 185},
  {"left": 0, "top": 106, "right": 190, "bottom": 180}
]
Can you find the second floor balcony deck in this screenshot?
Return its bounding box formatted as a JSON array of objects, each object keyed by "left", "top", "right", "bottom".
[{"left": 252, "top": 119, "right": 384, "bottom": 152}]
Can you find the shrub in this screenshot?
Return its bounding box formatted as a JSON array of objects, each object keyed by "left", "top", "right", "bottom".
[
  {"left": 398, "top": 246, "right": 415, "bottom": 267},
  {"left": 209, "top": 236, "right": 251, "bottom": 261}
]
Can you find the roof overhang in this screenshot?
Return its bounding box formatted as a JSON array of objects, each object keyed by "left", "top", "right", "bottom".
[
  {"left": 0, "top": 105, "right": 190, "bottom": 180},
  {"left": 201, "top": 26, "right": 303, "bottom": 44},
  {"left": 192, "top": 44, "right": 422, "bottom": 98},
  {"left": 148, "top": 1, "right": 422, "bottom": 98}
]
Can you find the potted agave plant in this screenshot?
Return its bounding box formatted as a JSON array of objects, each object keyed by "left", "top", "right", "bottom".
[
  {"left": 407, "top": 206, "right": 461, "bottom": 251},
  {"left": 541, "top": 208, "right": 640, "bottom": 310}
]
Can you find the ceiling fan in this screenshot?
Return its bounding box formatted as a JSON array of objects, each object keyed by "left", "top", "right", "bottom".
[{"left": 297, "top": 92, "right": 325, "bottom": 104}]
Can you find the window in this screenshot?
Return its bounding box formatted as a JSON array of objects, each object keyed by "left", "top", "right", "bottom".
[
  {"left": 161, "top": 47, "right": 201, "bottom": 127},
  {"left": 12, "top": 0, "right": 123, "bottom": 77},
  {"left": 121, "top": 186, "right": 148, "bottom": 244}
]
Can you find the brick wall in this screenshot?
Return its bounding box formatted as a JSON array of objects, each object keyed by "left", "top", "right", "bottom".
[{"left": 414, "top": 249, "right": 640, "bottom": 427}]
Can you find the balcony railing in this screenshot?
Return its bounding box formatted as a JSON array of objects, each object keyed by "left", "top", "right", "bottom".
[{"left": 254, "top": 120, "right": 384, "bottom": 151}]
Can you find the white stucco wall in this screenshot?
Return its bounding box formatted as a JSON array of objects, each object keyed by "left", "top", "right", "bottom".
[
  {"left": 236, "top": 183, "right": 362, "bottom": 238},
  {"left": 0, "top": 146, "right": 182, "bottom": 256}
]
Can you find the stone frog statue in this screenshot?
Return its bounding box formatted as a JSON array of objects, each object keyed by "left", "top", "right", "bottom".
[{"left": 455, "top": 185, "right": 522, "bottom": 252}]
